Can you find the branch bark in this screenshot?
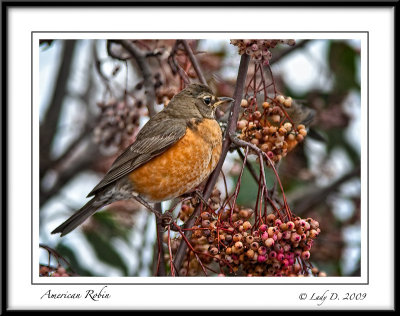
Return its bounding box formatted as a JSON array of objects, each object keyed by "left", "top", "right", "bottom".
[
  {"left": 173, "top": 54, "right": 250, "bottom": 272},
  {"left": 269, "top": 39, "right": 311, "bottom": 64},
  {"left": 40, "top": 139, "right": 100, "bottom": 207},
  {"left": 292, "top": 165, "right": 361, "bottom": 215},
  {"left": 236, "top": 148, "right": 259, "bottom": 185},
  {"left": 180, "top": 40, "right": 207, "bottom": 85},
  {"left": 153, "top": 202, "right": 166, "bottom": 276},
  {"left": 113, "top": 40, "right": 157, "bottom": 118},
  {"left": 40, "top": 40, "right": 77, "bottom": 179}
]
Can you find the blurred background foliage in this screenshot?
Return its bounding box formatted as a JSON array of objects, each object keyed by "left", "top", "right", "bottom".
[{"left": 39, "top": 38, "right": 361, "bottom": 277}]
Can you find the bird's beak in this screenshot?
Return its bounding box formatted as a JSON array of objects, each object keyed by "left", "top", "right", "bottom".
[{"left": 214, "top": 97, "right": 235, "bottom": 108}]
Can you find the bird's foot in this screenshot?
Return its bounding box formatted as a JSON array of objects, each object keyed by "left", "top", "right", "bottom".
[
  {"left": 132, "top": 195, "right": 180, "bottom": 231},
  {"left": 193, "top": 189, "right": 209, "bottom": 207}
]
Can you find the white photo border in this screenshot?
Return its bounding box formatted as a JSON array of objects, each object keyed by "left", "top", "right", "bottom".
[{"left": 6, "top": 6, "right": 395, "bottom": 310}]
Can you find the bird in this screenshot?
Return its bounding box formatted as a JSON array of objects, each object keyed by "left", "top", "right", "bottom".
[{"left": 51, "top": 83, "right": 234, "bottom": 236}]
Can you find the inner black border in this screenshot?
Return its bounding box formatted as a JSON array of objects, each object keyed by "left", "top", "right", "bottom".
[{"left": 32, "top": 31, "right": 368, "bottom": 286}]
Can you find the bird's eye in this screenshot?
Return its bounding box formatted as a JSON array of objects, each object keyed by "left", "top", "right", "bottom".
[{"left": 203, "top": 96, "right": 212, "bottom": 105}]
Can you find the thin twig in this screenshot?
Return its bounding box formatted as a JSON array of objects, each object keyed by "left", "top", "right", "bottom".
[
  {"left": 229, "top": 131, "right": 292, "bottom": 219},
  {"left": 92, "top": 40, "right": 111, "bottom": 93},
  {"left": 230, "top": 147, "right": 249, "bottom": 223},
  {"left": 270, "top": 39, "right": 311, "bottom": 64},
  {"left": 111, "top": 40, "right": 157, "bottom": 118},
  {"left": 180, "top": 40, "right": 207, "bottom": 85},
  {"left": 236, "top": 148, "right": 259, "bottom": 184},
  {"left": 153, "top": 203, "right": 166, "bottom": 276},
  {"left": 167, "top": 226, "right": 175, "bottom": 276}
]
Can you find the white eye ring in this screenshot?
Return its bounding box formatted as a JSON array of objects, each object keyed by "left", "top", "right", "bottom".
[{"left": 203, "top": 96, "right": 212, "bottom": 105}]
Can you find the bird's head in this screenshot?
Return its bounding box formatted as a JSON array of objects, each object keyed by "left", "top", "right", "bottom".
[{"left": 170, "top": 83, "right": 234, "bottom": 119}]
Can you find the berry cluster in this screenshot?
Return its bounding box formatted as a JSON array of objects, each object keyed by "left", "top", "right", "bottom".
[
  {"left": 93, "top": 98, "right": 142, "bottom": 148},
  {"left": 172, "top": 191, "right": 323, "bottom": 277},
  {"left": 178, "top": 189, "right": 222, "bottom": 223},
  {"left": 237, "top": 95, "right": 308, "bottom": 164},
  {"left": 39, "top": 265, "right": 71, "bottom": 277},
  {"left": 230, "top": 39, "right": 295, "bottom": 65}
]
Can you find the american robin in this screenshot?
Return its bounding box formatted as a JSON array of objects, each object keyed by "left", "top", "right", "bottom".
[{"left": 52, "top": 83, "right": 234, "bottom": 236}]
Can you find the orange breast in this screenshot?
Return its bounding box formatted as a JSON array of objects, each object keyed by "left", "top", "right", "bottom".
[{"left": 128, "top": 119, "right": 222, "bottom": 202}]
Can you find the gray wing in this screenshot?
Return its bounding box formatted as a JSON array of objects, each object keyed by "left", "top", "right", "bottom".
[{"left": 87, "top": 117, "right": 187, "bottom": 197}]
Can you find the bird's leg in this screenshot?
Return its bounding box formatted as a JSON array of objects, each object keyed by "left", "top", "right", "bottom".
[
  {"left": 132, "top": 195, "right": 162, "bottom": 218},
  {"left": 132, "top": 195, "right": 176, "bottom": 230},
  {"left": 179, "top": 190, "right": 208, "bottom": 208},
  {"left": 194, "top": 189, "right": 210, "bottom": 207}
]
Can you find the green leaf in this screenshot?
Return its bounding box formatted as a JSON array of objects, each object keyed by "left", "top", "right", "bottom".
[
  {"left": 328, "top": 41, "right": 360, "bottom": 93},
  {"left": 55, "top": 243, "right": 94, "bottom": 276},
  {"left": 325, "top": 128, "right": 360, "bottom": 166},
  {"left": 234, "top": 160, "right": 276, "bottom": 207},
  {"left": 92, "top": 211, "right": 131, "bottom": 243},
  {"left": 84, "top": 231, "right": 129, "bottom": 276}
]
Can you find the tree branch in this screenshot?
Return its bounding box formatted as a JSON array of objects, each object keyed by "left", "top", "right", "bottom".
[
  {"left": 153, "top": 203, "right": 166, "bottom": 276},
  {"left": 40, "top": 40, "right": 77, "bottom": 178},
  {"left": 270, "top": 39, "right": 311, "bottom": 64},
  {"left": 180, "top": 40, "right": 207, "bottom": 85},
  {"left": 40, "top": 140, "right": 100, "bottom": 207},
  {"left": 111, "top": 40, "right": 157, "bottom": 118},
  {"left": 292, "top": 165, "right": 361, "bottom": 215},
  {"left": 236, "top": 148, "right": 259, "bottom": 185}
]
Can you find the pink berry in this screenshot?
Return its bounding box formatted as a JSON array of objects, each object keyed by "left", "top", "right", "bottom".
[
  {"left": 291, "top": 233, "right": 301, "bottom": 243},
  {"left": 265, "top": 238, "right": 275, "bottom": 248},
  {"left": 282, "top": 231, "right": 291, "bottom": 240},
  {"left": 301, "top": 251, "right": 310, "bottom": 260},
  {"left": 261, "top": 232, "right": 269, "bottom": 241},
  {"left": 287, "top": 221, "right": 295, "bottom": 230},
  {"left": 274, "top": 243, "right": 284, "bottom": 253},
  {"left": 258, "top": 246, "right": 267, "bottom": 256}
]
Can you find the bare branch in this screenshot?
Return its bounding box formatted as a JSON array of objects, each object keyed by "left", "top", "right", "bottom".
[
  {"left": 270, "top": 39, "right": 311, "bottom": 64},
  {"left": 236, "top": 148, "right": 259, "bottom": 184},
  {"left": 180, "top": 40, "right": 207, "bottom": 85},
  {"left": 293, "top": 165, "right": 361, "bottom": 215},
  {"left": 111, "top": 40, "right": 157, "bottom": 118},
  {"left": 154, "top": 203, "right": 166, "bottom": 276},
  {"left": 40, "top": 40, "right": 77, "bottom": 178}
]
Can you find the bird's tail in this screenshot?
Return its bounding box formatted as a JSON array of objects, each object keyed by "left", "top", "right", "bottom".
[{"left": 51, "top": 197, "right": 103, "bottom": 237}]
